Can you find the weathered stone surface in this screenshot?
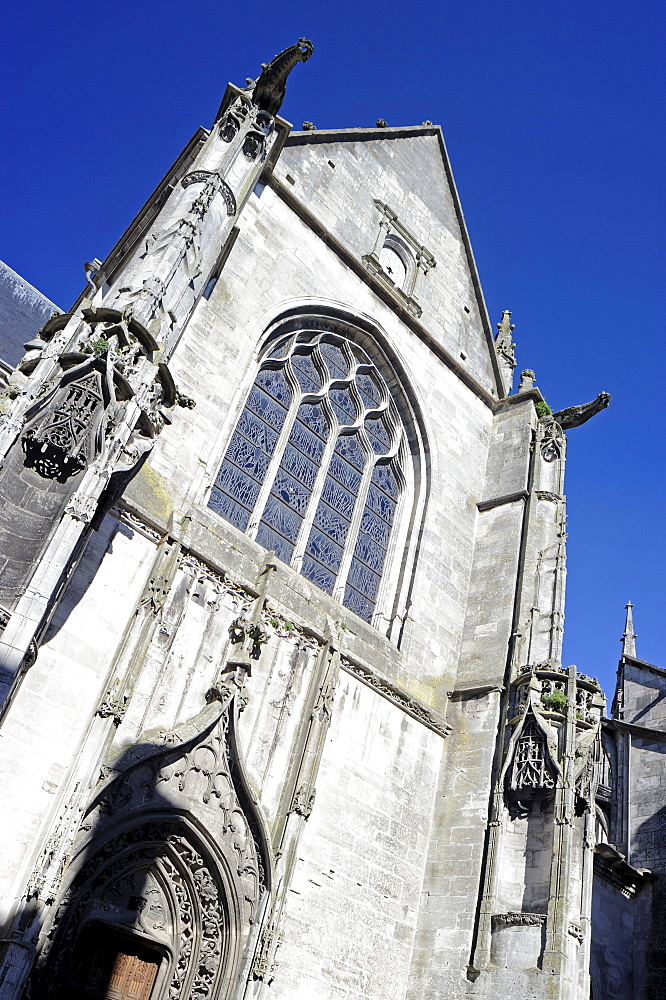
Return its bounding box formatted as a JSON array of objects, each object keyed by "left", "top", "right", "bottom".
[{"left": 0, "top": 53, "right": 636, "bottom": 1000}]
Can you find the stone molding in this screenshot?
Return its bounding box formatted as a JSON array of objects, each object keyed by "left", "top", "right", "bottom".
[
  {"left": 477, "top": 490, "right": 529, "bottom": 511},
  {"left": 112, "top": 505, "right": 450, "bottom": 740},
  {"left": 492, "top": 912, "right": 546, "bottom": 927},
  {"left": 339, "top": 655, "right": 451, "bottom": 738}
]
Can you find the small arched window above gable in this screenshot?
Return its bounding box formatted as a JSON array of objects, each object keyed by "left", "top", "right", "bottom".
[
  {"left": 362, "top": 201, "right": 436, "bottom": 319},
  {"left": 208, "top": 325, "right": 412, "bottom": 625},
  {"left": 378, "top": 239, "right": 409, "bottom": 291}
]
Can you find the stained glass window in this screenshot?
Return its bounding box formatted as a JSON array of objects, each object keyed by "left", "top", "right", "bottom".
[{"left": 209, "top": 333, "right": 405, "bottom": 623}]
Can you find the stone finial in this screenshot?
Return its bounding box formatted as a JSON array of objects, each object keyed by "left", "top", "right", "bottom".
[
  {"left": 376, "top": 118, "right": 388, "bottom": 128},
  {"left": 250, "top": 38, "right": 314, "bottom": 117},
  {"left": 302, "top": 121, "right": 316, "bottom": 130},
  {"left": 495, "top": 310, "right": 516, "bottom": 354},
  {"left": 494, "top": 310, "right": 517, "bottom": 393},
  {"left": 622, "top": 602, "right": 637, "bottom": 659},
  {"left": 519, "top": 370, "right": 536, "bottom": 392}
]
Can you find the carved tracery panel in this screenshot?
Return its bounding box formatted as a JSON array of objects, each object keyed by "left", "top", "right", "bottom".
[{"left": 507, "top": 717, "right": 557, "bottom": 797}]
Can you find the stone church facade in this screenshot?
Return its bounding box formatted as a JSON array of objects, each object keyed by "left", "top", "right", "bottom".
[{"left": 0, "top": 41, "right": 663, "bottom": 1000}]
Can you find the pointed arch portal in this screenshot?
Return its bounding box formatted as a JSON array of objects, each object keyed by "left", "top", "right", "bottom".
[{"left": 32, "top": 706, "right": 270, "bottom": 1000}]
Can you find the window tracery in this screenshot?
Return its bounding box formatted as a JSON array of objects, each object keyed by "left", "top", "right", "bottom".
[{"left": 209, "top": 331, "right": 405, "bottom": 622}]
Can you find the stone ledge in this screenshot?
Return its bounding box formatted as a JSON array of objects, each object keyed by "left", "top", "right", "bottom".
[{"left": 114, "top": 501, "right": 452, "bottom": 733}]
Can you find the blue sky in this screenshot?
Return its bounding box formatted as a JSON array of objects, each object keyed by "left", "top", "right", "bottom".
[{"left": 2, "top": 1, "right": 664, "bottom": 699}]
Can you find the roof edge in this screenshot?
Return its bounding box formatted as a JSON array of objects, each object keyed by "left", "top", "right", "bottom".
[{"left": 284, "top": 124, "right": 506, "bottom": 399}]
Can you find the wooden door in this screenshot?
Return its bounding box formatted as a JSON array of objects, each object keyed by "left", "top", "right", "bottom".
[
  {"left": 64, "top": 926, "right": 161, "bottom": 1000},
  {"left": 105, "top": 944, "right": 159, "bottom": 1000}
]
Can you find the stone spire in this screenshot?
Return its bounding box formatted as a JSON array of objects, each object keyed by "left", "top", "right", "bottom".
[
  {"left": 494, "top": 309, "right": 516, "bottom": 394},
  {"left": 622, "top": 602, "right": 637, "bottom": 658}
]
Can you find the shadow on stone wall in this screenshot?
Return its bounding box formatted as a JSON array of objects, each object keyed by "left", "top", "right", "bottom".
[
  {"left": 637, "top": 803, "right": 666, "bottom": 1000},
  {"left": 0, "top": 700, "right": 270, "bottom": 1000}
]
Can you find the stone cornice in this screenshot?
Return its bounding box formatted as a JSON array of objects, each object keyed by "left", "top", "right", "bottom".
[
  {"left": 477, "top": 491, "right": 529, "bottom": 512},
  {"left": 340, "top": 654, "right": 451, "bottom": 739},
  {"left": 603, "top": 717, "right": 666, "bottom": 742}
]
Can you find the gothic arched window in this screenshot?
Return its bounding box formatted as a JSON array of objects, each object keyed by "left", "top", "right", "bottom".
[{"left": 208, "top": 331, "right": 405, "bottom": 623}]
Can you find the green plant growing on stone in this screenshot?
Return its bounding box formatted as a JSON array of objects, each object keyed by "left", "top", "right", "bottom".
[
  {"left": 535, "top": 401, "right": 553, "bottom": 418},
  {"left": 541, "top": 688, "right": 568, "bottom": 713},
  {"left": 82, "top": 337, "right": 110, "bottom": 356}
]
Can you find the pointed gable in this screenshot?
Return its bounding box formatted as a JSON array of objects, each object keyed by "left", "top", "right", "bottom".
[{"left": 274, "top": 126, "right": 501, "bottom": 396}]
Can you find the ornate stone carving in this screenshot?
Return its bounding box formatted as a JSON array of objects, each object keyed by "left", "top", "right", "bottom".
[
  {"left": 252, "top": 921, "right": 279, "bottom": 983},
  {"left": 180, "top": 553, "right": 253, "bottom": 615},
  {"left": 507, "top": 716, "right": 557, "bottom": 797},
  {"left": 519, "top": 369, "right": 536, "bottom": 392},
  {"left": 248, "top": 38, "right": 314, "bottom": 117},
  {"left": 492, "top": 912, "right": 546, "bottom": 927},
  {"left": 290, "top": 783, "right": 316, "bottom": 819},
  {"left": 34, "top": 708, "right": 268, "bottom": 996},
  {"left": 96, "top": 678, "right": 129, "bottom": 725},
  {"left": 65, "top": 491, "right": 99, "bottom": 522},
  {"left": 22, "top": 369, "right": 105, "bottom": 481},
  {"left": 229, "top": 616, "right": 269, "bottom": 658},
  {"left": 243, "top": 111, "right": 274, "bottom": 161},
  {"left": 115, "top": 505, "right": 164, "bottom": 542},
  {"left": 262, "top": 606, "right": 321, "bottom": 651},
  {"left": 540, "top": 418, "right": 564, "bottom": 462},
  {"left": 180, "top": 171, "right": 236, "bottom": 217},
  {"left": 536, "top": 490, "right": 562, "bottom": 502},
  {"left": 495, "top": 310, "right": 517, "bottom": 373}
]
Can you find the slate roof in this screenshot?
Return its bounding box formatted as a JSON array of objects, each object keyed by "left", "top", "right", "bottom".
[{"left": 0, "top": 261, "right": 60, "bottom": 370}]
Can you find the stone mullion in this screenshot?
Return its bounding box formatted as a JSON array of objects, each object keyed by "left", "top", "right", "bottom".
[
  {"left": 289, "top": 402, "right": 338, "bottom": 572},
  {"left": 369, "top": 452, "right": 407, "bottom": 629}
]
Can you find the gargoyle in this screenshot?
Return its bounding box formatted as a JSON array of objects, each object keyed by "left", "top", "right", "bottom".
[
  {"left": 552, "top": 392, "right": 611, "bottom": 430},
  {"left": 251, "top": 38, "right": 314, "bottom": 116}
]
